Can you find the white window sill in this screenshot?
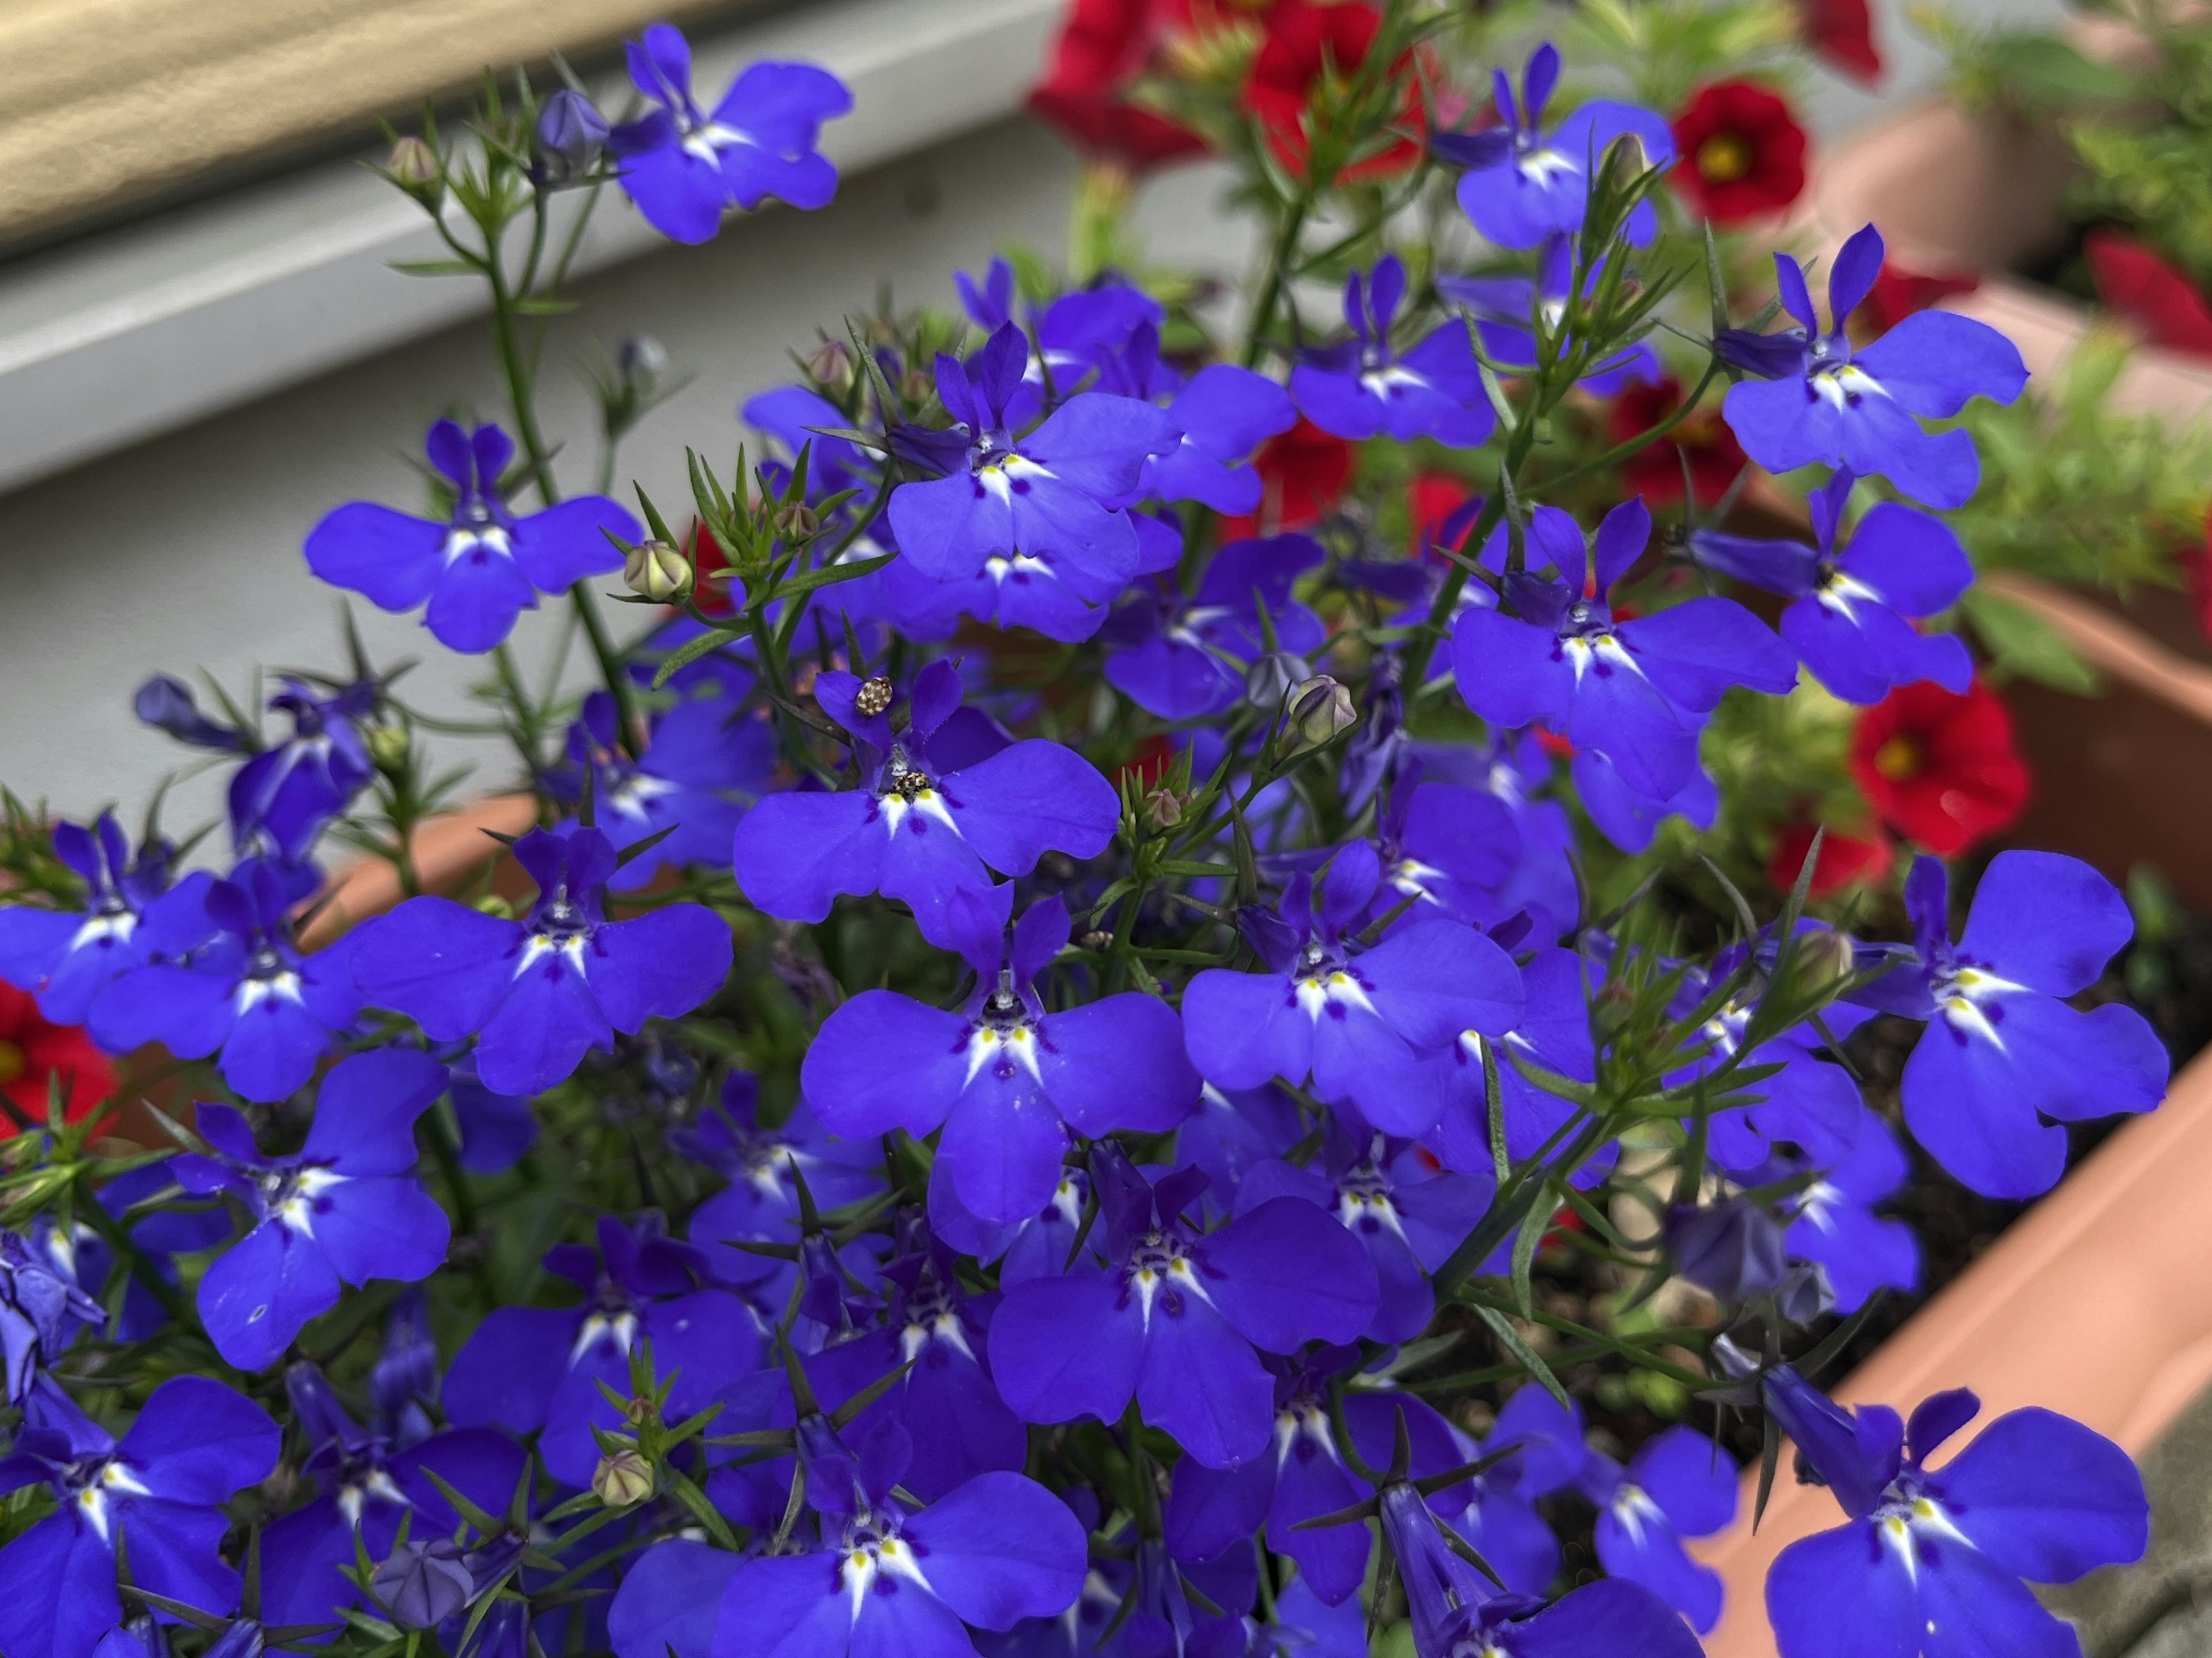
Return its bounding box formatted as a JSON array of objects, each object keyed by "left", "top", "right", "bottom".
[{"left": 0, "top": 0, "right": 1059, "bottom": 498}]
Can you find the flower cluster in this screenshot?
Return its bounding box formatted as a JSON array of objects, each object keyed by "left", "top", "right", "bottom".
[{"left": 0, "top": 13, "right": 2167, "bottom": 1658}]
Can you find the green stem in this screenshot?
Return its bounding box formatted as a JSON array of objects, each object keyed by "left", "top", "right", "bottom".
[{"left": 1242, "top": 191, "right": 1313, "bottom": 370}]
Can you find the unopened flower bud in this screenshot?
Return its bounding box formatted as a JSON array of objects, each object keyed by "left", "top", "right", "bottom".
[
  {"left": 1282, "top": 676, "right": 1357, "bottom": 755},
  {"left": 1142, "top": 786, "right": 1187, "bottom": 832},
  {"left": 386, "top": 135, "right": 442, "bottom": 198},
  {"left": 901, "top": 367, "right": 936, "bottom": 407},
  {"left": 372, "top": 1538, "right": 472, "bottom": 1628},
  {"left": 623, "top": 539, "right": 691, "bottom": 603},
  {"left": 1664, "top": 1199, "right": 1786, "bottom": 1303},
  {"left": 805, "top": 339, "right": 853, "bottom": 390},
  {"left": 774, "top": 501, "right": 821, "bottom": 543},
  {"left": 472, "top": 895, "right": 514, "bottom": 920},
  {"left": 618, "top": 333, "right": 668, "bottom": 388},
  {"left": 535, "top": 89, "right": 609, "bottom": 187},
  {"left": 1786, "top": 925, "right": 1859, "bottom": 1001},
  {"left": 366, "top": 726, "right": 411, "bottom": 775},
  {"left": 853, "top": 676, "right": 895, "bottom": 717},
  {"left": 592, "top": 1448, "right": 654, "bottom": 1508},
  {"left": 1243, "top": 650, "right": 1309, "bottom": 711}
]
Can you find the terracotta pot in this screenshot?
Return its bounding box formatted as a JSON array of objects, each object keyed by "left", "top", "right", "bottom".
[{"left": 1692, "top": 1037, "right": 2212, "bottom": 1656}]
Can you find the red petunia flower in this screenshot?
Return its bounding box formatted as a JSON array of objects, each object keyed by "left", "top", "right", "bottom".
[
  {"left": 1240, "top": 0, "right": 1422, "bottom": 184},
  {"left": 1766, "top": 820, "right": 1896, "bottom": 899},
  {"left": 1027, "top": 0, "right": 1213, "bottom": 170},
  {"left": 1796, "top": 0, "right": 1882, "bottom": 85},
  {"left": 1850, "top": 260, "right": 1982, "bottom": 339},
  {"left": 1609, "top": 377, "right": 1749, "bottom": 507},
  {"left": 2085, "top": 229, "right": 2212, "bottom": 358},
  {"left": 0, "top": 984, "right": 116, "bottom": 1133},
  {"left": 1669, "top": 82, "right": 1808, "bottom": 225},
  {"left": 1218, "top": 418, "right": 1355, "bottom": 539},
  {"left": 1849, "top": 679, "right": 2029, "bottom": 857}
]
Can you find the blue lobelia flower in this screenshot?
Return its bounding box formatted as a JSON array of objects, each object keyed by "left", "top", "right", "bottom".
[
  {"left": 0, "top": 815, "right": 179, "bottom": 1025},
  {"left": 676, "top": 1075, "right": 881, "bottom": 1289},
  {"left": 1433, "top": 43, "right": 1676, "bottom": 251},
  {"left": 987, "top": 1145, "right": 1378, "bottom": 1469},
  {"left": 1382, "top": 1476, "right": 1703, "bottom": 1658},
  {"left": 1669, "top": 939, "right": 1873, "bottom": 1177},
  {"left": 174, "top": 1049, "right": 452, "bottom": 1370},
  {"left": 1573, "top": 1425, "right": 1739, "bottom": 1633},
  {"left": 1763, "top": 1375, "right": 2147, "bottom": 1658},
  {"left": 1437, "top": 1383, "right": 1584, "bottom": 1598},
  {"left": 444, "top": 1214, "right": 766, "bottom": 1488},
  {"left": 259, "top": 1363, "right": 527, "bottom": 1630},
  {"left": 550, "top": 689, "right": 774, "bottom": 887},
  {"left": 731, "top": 661, "right": 1119, "bottom": 951},
  {"left": 227, "top": 677, "right": 379, "bottom": 870},
  {"left": 608, "top": 25, "right": 850, "bottom": 243},
  {"left": 1692, "top": 469, "right": 1975, "bottom": 705},
  {"left": 1290, "top": 256, "right": 1495, "bottom": 447},
  {"left": 1233, "top": 1124, "right": 1494, "bottom": 1344},
  {"left": 1451, "top": 498, "right": 1798, "bottom": 799},
  {"left": 1182, "top": 841, "right": 1525, "bottom": 1136},
  {"left": 805, "top": 1226, "right": 1028, "bottom": 1504},
  {"left": 351, "top": 824, "right": 733, "bottom": 1097},
  {"left": 1358, "top": 761, "right": 1525, "bottom": 934},
  {"left": 711, "top": 1418, "right": 1088, "bottom": 1658},
  {"left": 1441, "top": 236, "right": 1661, "bottom": 397},
  {"left": 1165, "top": 1355, "right": 1474, "bottom": 1607},
  {"left": 1403, "top": 944, "right": 1601, "bottom": 1176},
  {"left": 87, "top": 859, "right": 363, "bottom": 1103},
  {"left": 1138, "top": 362, "right": 1298, "bottom": 513},
  {"left": 304, "top": 419, "right": 640, "bottom": 654},
  {"left": 1866, "top": 852, "right": 2168, "bottom": 1198},
  {"left": 1779, "top": 1112, "right": 1921, "bottom": 1314},
  {"left": 1102, "top": 534, "right": 1327, "bottom": 720},
  {"left": 805, "top": 894, "right": 1199, "bottom": 1224},
  {"left": 0, "top": 1230, "right": 103, "bottom": 1406},
  {"left": 0, "top": 1375, "right": 280, "bottom": 1658},
  {"left": 609, "top": 1541, "right": 740, "bottom": 1658},
  {"left": 885, "top": 323, "right": 1179, "bottom": 598},
  {"left": 1717, "top": 225, "right": 2028, "bottom": 509}
]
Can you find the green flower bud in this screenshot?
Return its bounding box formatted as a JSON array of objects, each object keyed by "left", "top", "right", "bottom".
[
  {"left": 623, "top": 539, "right": 692, "bottom": 604},
  {"left": 592, "top": 1449, "right": 653, "bottom": 1508},
  {"left": 366, "top": 726, "right": 411, "bottom": 775},
  {"left": 1282, "top": 676, "right": 1357, "bottom": 756}
]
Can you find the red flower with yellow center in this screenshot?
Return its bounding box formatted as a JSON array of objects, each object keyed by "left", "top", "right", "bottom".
[
  {"left": 0, "top": 984, "right": 115, "bottom": 1133},
  {"left": 1609, "top": 377, "right": 1748, "bottom": 507},
  {"left": 1669, "top": 81, "right": 1808, "bottom": 226},
  {"left": 1849, "top": 679, "right": 2029, "bottom": 857}
]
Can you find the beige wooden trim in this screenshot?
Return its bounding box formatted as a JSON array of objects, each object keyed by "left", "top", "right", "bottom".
[{"left": 0, "top": 0, "right": 769, "bottom": 248}]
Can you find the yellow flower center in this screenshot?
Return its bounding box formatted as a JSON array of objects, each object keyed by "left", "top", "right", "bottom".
[
  {"left": 1874, "top": 735, "right": 1922, "bottom": 781},
  {"left": 1696, "top": 132, "right": 1753, "bottom": 184},
  {"left": 0, "top": 1040, "right": 24, "bottom": 1086}
]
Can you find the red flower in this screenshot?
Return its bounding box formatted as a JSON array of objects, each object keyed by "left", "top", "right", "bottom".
[
  {"left": 1027, "top": 0, "right": 1212, "bottom": 169},
  {"left": 1218, "top": 418, "right": 1355, "bottom": 539},
  {"left": 1669, "top": 82, "right": 1808, "bottom": 225},
  {"left": 1850, "top": 260, "right": 1981, "bottom": 339},
  {"left": 1766, "top": 821, "right": 1895, "bottom": 898},
  {"left": 1240, "top": 0, "right": 1421, "bottom": 184},
  {"left": 1796, "top": 0, "right": 1881, "bottom": 85},
  {"left": 1609, "top": 377, "right": 1748, "bottom": 507},
  {"left": 2085, "top": 229, "right": 2212, "bottom": 358},
  {"left": 0, "top": 984, "right": 115, "bottom": 1133},
  {"left": 1407, "top": 472, "right": 1472, "bottom": 558},
  {"left": 1849, "top": 680, "right": 2029, "bottom": 857}
]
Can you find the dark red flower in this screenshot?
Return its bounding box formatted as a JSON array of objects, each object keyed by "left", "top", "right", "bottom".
[
  {"left": 1669, "top": 82, "right": 1808, "bottom": 225},
  {"left": 1766, "top": 820, "right": 1895, "bottom": 899},
  {"left": 1850, "top": 679, "right": 2029, "bottom": 857},
  {"left": 1240, "top": 0, "right": 1421, "bottom": 184},
  {"left": 1218, "top": 418, "right": 1355, "bottom": 539},
  {"left": 1027, "top": 0, "right": 1212, "bottom": 169},
  {"left": 688, "top": 520, "right": 737, "bottom": 617},
  {"left": 1796, "top": 0, "right": 1882, "bottom": 85},
  {"left": 2085, "top": 229, "right": 2212, "bottom": 358},
  {"left": 0, "top": 984, "right": 115, "bottom": 1133},
  {"left": 1850, "top": 260, "right": 1981, "bottom": 339},
  {"left": 1609, "top": 377, "right": 1748, "bottom": 507}
]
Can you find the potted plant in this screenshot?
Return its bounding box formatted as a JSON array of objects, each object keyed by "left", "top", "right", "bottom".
[{"left": 0, "top": 9, "right": 2192, "bottom": 1658}]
